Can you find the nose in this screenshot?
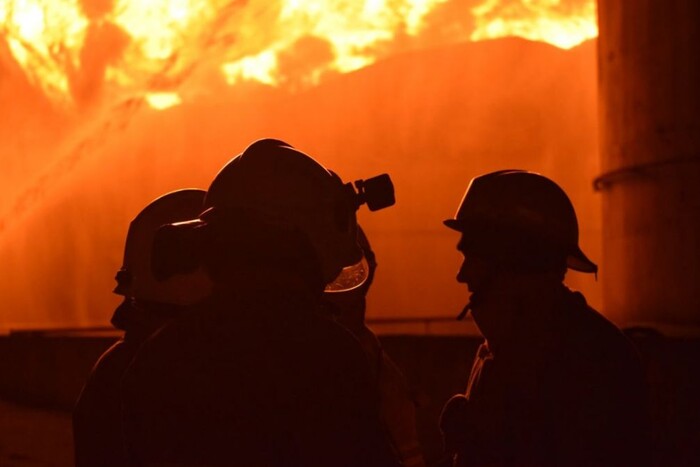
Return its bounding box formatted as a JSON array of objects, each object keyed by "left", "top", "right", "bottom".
[{"left": 456, "top": 260, "right": 469, "bottom": 284}]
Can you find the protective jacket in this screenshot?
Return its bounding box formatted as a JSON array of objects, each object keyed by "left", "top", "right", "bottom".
[
  {"left": 441, "top": 285, "right": 649, "bottom": 467},
  {"left": 121, "top": 289, "right": 399, "bottom": 467},
  {"left": 73, "top": 339, "right": 134, "bottom": 467},
  {"left": 73, "top": 301, "right": 181, "bottom": 467},
  {"left": 350, "top": 325, "right": 426, "bottom": 467}
]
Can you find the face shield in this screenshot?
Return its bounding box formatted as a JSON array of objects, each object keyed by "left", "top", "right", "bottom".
[{"left": 324, "top": 255, "right": 370, "bottom": 293}]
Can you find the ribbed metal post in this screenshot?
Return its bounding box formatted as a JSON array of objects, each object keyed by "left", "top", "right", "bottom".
[{"left": 597, "top": 0, "right": 700, "bottom": 326}]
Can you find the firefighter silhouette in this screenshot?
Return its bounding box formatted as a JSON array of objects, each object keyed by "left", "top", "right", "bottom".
[
  {"left": 73, "top": 189, "right": 211, "bottom": 467},
  {"left": 121, "top": 139, "right": 400, "bottom": 466},
  {"left": 323, "top": 226, "right": 426, "bottom": 467},
  {"left": 440, "top": 170, "right": 650, "bottom": 467}
]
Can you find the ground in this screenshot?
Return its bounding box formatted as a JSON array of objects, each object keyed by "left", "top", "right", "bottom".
[{"left": 0, "top": 400, "right": 73, "bottom": 467}]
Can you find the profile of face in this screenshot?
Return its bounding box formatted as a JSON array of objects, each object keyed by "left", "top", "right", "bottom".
[
  {"left": 456, "top": 234, "right": 495, "bottom": 294},
  {"left": 456, "top": 234, "right": 517, "bottom": 344}
]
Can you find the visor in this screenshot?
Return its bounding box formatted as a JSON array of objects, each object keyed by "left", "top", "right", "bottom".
[{"left": 324, "top": 256, "right": 370, "bottom": 293}]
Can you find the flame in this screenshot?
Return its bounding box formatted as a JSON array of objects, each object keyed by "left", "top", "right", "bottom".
[
  {"left": 221, "top": 0, "right": 447, "bottom": 88},
  {"left": 145, "top": 92, "right": 182, "bottom": 110},
  {"left": 1, "top": 0, "right": 88, "bottom": 102},
  {"left": 471, "top": 0, "right": 597, "bottom": 49},
  {"left": 222, "top": 51, "right": 279, "bottom": 86},
  {"left": 1, "top": 0, "right": 597, "bottom": 108},
  {"left": 109, "top": 0, "right": 224, "bottom": 85}
]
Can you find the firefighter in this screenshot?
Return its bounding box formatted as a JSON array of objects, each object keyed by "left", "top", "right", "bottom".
[
  {"left": 440, "top": 170, "right": 649, "bottom": 467},
  {"left": 323, "top": 226, "right": 426, "bottom": 467},
  {"left": 73, "top": 189, "right": 211, "bottom": 467},
  {"left": 121, "top": 139, "right": 399, "bottom": 467}
]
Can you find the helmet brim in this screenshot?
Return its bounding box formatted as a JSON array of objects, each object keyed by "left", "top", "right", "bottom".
[
  {"left": 567, "top": 245, "right": 598, "bottom": 274},
  {"left": 443, "top": 218, "right": 465, "bottom": 231},
  {"left": 444, "top": 218, "right": 598, "bottom": 274}
]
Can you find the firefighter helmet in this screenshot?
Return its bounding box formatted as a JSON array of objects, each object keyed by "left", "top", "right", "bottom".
[
  {"left": 444, "top": 170, "right": 597, "bottom": 273},
  {"left": 158, "top": 139, "right": 394, "bottom": 292},
  {"left": 114, "top": 189, "right": 212, "bottom": 305}
]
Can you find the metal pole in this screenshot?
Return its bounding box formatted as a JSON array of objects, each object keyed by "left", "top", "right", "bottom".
[{"left": 597, "top": 0, "right": 700, "bottom": 327}]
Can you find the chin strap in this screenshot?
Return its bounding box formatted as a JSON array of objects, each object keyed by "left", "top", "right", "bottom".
[
  {"left": 456, "top": 301, "right": 472, "bottom": 321},
  {"left": 457, "top": 289, "right": 484, "bottom": 321}
]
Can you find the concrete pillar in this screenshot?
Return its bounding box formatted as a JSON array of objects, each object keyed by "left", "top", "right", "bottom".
[{"left": 597, "top": 0, "right": 700, "bottom": 327}]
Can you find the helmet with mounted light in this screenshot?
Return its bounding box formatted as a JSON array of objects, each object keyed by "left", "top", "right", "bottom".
[
  {"left": 151, "top": 139, "right": 395, "bottom": 294},
  {"left": 114, "top": 189, "right": 211, "bottom": 306}
]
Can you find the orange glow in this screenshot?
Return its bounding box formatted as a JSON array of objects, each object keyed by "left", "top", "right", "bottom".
[
  {"left": 1, "top": 0, "right": 597, "bottom": 108},
  {"left": 471, "top": 0, "right": 597, "bottom": 49},
  {"left": 109, "top": 0, "right": 224, "bottom": 86},
  {"left": 220, "top": 0, "right": 448, "bottom": 87},
  {"left": 144, "top": 92, "right": 182, "bottom": 110},
  {"left": 222, "top": 51, "right": 279, "bottom": 87},
  {"left": 1, "top": 0, "right": 88, "bottom": 103},
  {"left": 0, "top": 1, "right": 602, "bottom": 330}
]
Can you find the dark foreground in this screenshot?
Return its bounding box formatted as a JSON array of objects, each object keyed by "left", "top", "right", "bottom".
[
  {"left": 1, "top": 331, "right": 699, "bottom": 466},
  {"left": 0, "top": 399, "right": 73, "bottom": 467}
]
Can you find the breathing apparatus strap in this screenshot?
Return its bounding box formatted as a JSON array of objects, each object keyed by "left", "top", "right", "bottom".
[{"left": 456, "top": 302, "right": 471, "bottom": 321}]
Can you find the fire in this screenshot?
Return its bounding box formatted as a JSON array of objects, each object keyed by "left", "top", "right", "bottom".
[
  {"left": 221, "top": 0, "right": 448, "bottom": 88},
  {"left": 471, "top": 0, "right": 597, "bottom": 49},
  {"left": 109, "top": 0, "right": 223, "bottom": 84},
  {"left": 222, "top": 51, "right": 279, "bottom": 87},
  {"left": 145, "top": 92, "right": 182, "bottom": 110},
  {"left": 1, "top": 0, "right": 88, "bottom": 102},
  {"left": 1, "top": 0, "right": 597, "bottom": 109},
  {"left": 0, "top": 0, "right": 226, "bottom": 106}
]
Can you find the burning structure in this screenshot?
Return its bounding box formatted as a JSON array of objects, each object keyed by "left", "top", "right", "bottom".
[
  {"left": 0, "top": 0, "right": 600, "bottom": 329},
  {"left": 1, "top": 1, "right": 700, "bottom": 465}
]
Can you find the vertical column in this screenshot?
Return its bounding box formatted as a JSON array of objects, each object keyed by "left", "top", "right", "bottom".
[{"left": 597, "top": 0, "right": 700, "bottom": 326}]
